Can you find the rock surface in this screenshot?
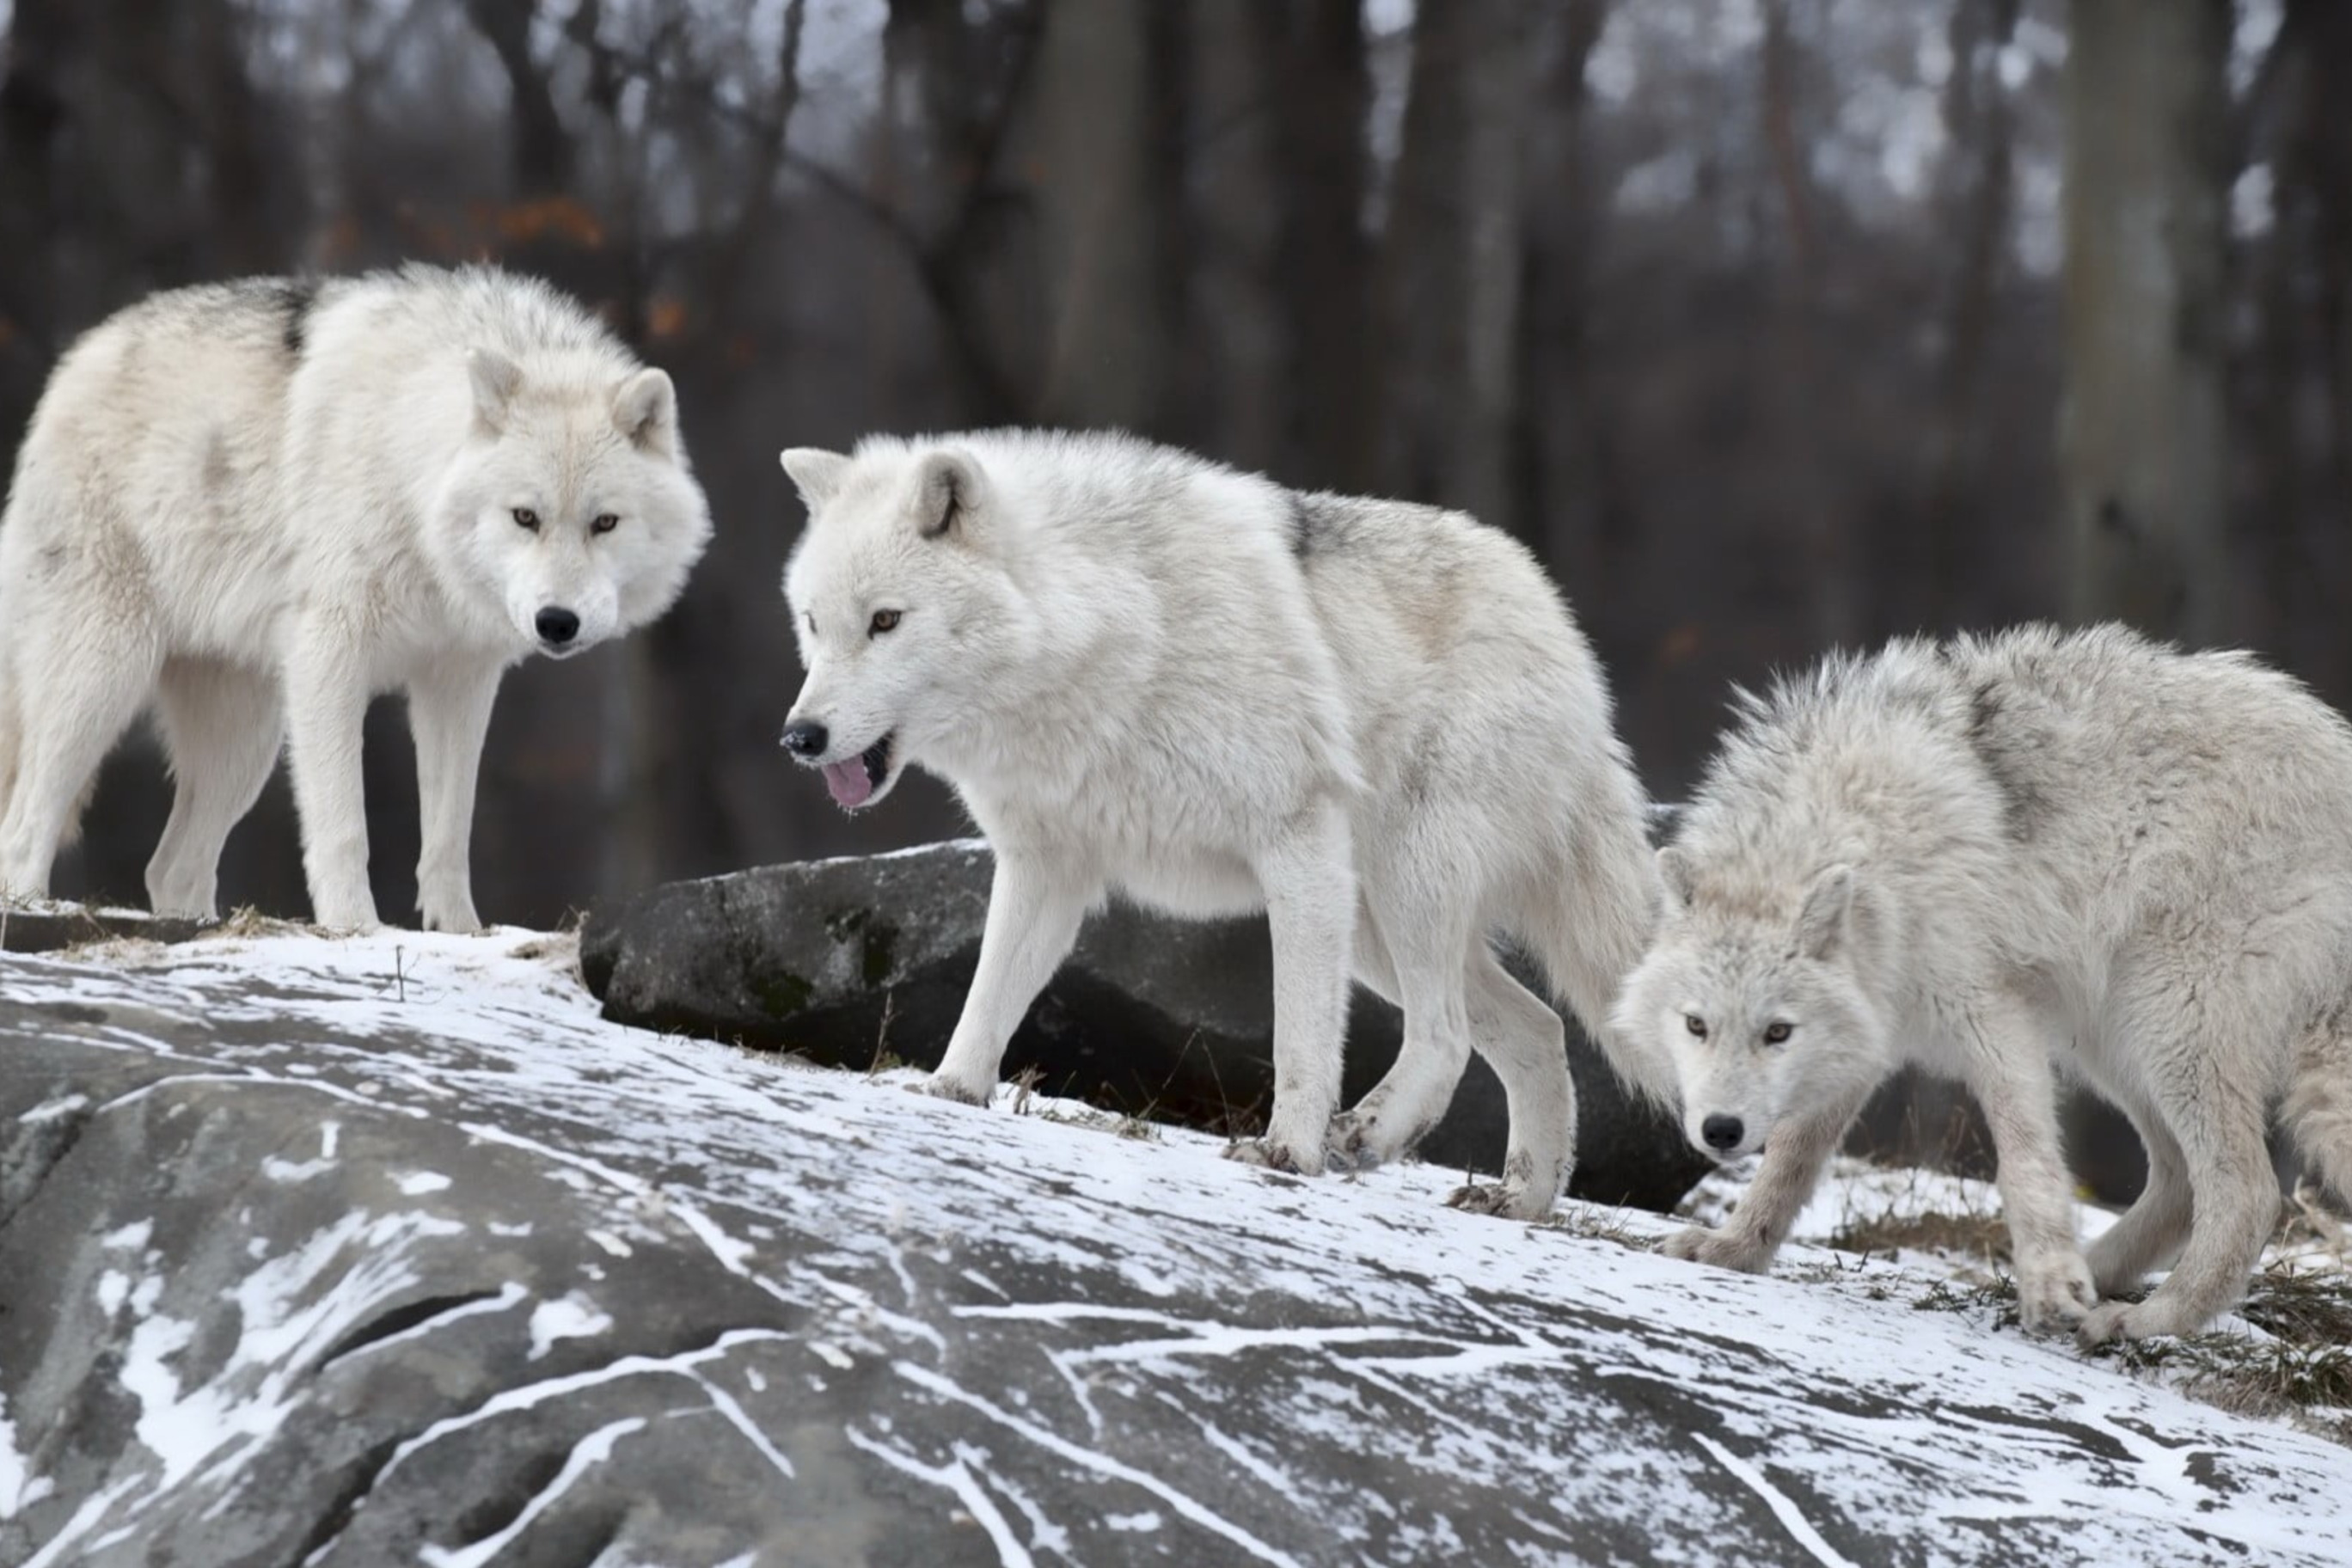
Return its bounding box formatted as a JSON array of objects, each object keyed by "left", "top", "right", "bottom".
[
  {"left": 4, "top": 928, "right": 2351, "bottom": 1566},
  {"left": 0, "top": 903, "right": 209, "bottom": 955},
  {"left": 581, "top": 840, "right": 1711, "bottom": 1212}
]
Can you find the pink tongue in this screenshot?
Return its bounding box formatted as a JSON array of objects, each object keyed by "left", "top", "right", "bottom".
[{"left": 822, "top": 757, "right": 873, "bottom": 808}]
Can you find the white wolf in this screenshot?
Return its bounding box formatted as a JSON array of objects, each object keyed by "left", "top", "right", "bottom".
[
  {"left": 776, "top": 430, "right": 1671, "bottom": 1217},
  {"left": 1614, "top": 623, "right": 2352, "bottom": 1339},
  {"left": 0, "top": 265, "right": 712, "bottom": 931}
]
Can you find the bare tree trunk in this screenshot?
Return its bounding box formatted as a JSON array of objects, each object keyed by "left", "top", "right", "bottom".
[
  {"left": 1270, "top": 0, "right": 1372, "bottom": 493},
  {"left": 2061, "top": 0, "right": 2231, "bottom": 641},
  {"left": 1025, "top": 0, "right": 1172, "bottom": 431},
  {"left": 465, "top": 0, "right": 573, "bottom": 195},
  {"left": 1380, "top": 0, "right": 1531, "bottom": 533},
  {"left": 1519, "top": 0, "right": 1613, "bottom": 589},
  {"left": 1759, "top": 0, "right": 1849, "bottom": 646},
  {"left": 1923, "top": 0, "right": 2021, "bottom": 628},
  {"left": 1186, "top": 0, "right": 1288, "bottom": 472}
]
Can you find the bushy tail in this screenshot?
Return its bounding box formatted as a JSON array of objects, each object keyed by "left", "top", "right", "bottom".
[
  {"left": 2282, "top": 1001, "right": 2352, "bottom": 1210},
  {"left": 0, "top": 511, "right": 96, "bottom": 854},
  {"left": 1515, "top": 777, "right": 1681, "bottom": 1112},
  {"left": 0, "top": 636, "right": 15, "bottom": 834}
]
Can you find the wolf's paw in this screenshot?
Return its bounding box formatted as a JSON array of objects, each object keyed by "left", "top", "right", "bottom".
[
  {"left": 2014, "top": 1252, "right": 2098, "bottom": 1332},
  {"left": 913, "top": 1072, "right": 994, "bottom": 1107},
  {"left": 1661, "top": 1225, "right": 1772, "bottom": 1273},
  {"left": 2077, "top": 1294, "right": 2200, "bottom": 1347},
  {"left": 1444, "top": 1181, "right": 1549, "bottom": 1222},
  {"left": 1322, "top": 1111, "right": 1385, "bottom": 1173},
  {"left": 420, "top": 902, "right": 483, "bottom": 935},
  {"left": 1222, "top": 1137, "right": 1324, "bottom": 1177}
]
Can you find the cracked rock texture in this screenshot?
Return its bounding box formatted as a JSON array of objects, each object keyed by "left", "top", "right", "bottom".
[
  {"left": 580, "top": 840, "right": 1711, "bottom": 1212},
  {"left": 4, "top": 930, "right": 2352, "bottom": 1566}
]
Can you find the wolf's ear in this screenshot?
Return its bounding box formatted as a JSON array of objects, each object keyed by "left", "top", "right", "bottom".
[
  {"left": 1656, "top": 845, "right": 1694, "bottom": 916},
  {"left": 1794, "top": 863, "right": 1855, "bottom": 961},
  {"left": 613, "top": 368, "right": 677, "bottom": 455},
  {"left": 468, "top": 349, "right": 524, "bottom": 433},
  {"left": 912, "top": 450, "right": 984, "bottom": 543},
  {"left": 780, "top": 448, "right": 849, "bottom": 512}
]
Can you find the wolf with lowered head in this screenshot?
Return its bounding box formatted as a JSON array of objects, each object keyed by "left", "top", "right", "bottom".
[
  {"left": 1615, "top": 623, "right": 2352, "bottom": 1340},
  {"left": 0, "top": 265, "right": 711, "bottom": 930},
  {"left": 776, "top": 430, "right": 1671, "bottom": 1217}
]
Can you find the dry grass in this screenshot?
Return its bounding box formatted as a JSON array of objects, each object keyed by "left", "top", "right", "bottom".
[
  {"left": 1539, "top": 1201, "right": 1646, "bottom": 1250},
  {"left": 1834, "top": 1209, "right": 2012, "bottom": 1265}
]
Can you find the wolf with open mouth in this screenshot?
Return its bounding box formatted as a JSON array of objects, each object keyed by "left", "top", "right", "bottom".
[{"left": 775, "top": 429, "right": 1674, "bottom": 1218}]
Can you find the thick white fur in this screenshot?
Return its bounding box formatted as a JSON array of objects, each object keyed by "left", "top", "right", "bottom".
[
  {"left": 781, "top": 430, "right": 1670, "bottom": 1217},
  {"left": 1614, "top": 624, "right": 2352, "bottom": 1339},
  {"left": 0, "top": 266, "right": 711, "bottom": 930}
]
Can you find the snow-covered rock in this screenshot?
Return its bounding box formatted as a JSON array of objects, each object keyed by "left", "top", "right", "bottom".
[{"left": 3, "top": 927, "right": 2350, "bottom": 1565}]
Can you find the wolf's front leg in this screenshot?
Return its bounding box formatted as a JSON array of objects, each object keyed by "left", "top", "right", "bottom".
[
  {"left": 409, "top": 658, "right": 504, "bottom": 934},
  {"left": 1963, "top": 1001, "right": 2096, "bottom": 1332},
  {"left": 1226, "top": 799, "right": 1355, "bottom": 1177},
  {"left": 283, "top": 627, "right": 379, "bottom": 931},
  {"left": 1664, "top": 1089, "right": 1867, "bottom": 1273},
  {"left": 925, "top": 848, "right": 1093, "bottom": 1105}
]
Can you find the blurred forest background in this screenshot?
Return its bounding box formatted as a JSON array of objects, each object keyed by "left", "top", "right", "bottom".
[{"left": 3, "top": 0, "right": 2346, "bottom": 952}]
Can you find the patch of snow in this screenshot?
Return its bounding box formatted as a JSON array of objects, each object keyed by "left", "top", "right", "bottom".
[
  {"left": 101, "top": 1220, "right": 153, "bottom": 1251},
  {"left": 16, "top": 1094, "right": 87, "bottom": 1124},
  {"left": 525, "top": 1291, "right": 615, "bottom": 1361},
  {"left": 395, "top": 1170, "right": 452, "bottom": 1196},
  {"left": 262, "top": 1122, "right": 341, "bottom": 1182}
]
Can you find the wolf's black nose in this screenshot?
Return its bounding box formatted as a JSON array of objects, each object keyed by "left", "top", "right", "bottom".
[
  {"left": 781, "top": 720, "right": 829, "bottom": 758},
  {"left": 1701, "top": 1114, "right": 1744, "bottom": 1152},
  {"left": 536, "top": 607, "right": 580, "bottom": 645}
]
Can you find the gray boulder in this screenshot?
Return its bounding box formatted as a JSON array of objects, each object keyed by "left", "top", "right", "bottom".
[
  {"left": 579, "top": 840, "right": 1711, "bottom": 1211},
  {"left": 4, "top": 930, "right": 2349, "bottom": 1567},
  {"left": 0, "top": 903, "right": 209, "bottom": 954}
]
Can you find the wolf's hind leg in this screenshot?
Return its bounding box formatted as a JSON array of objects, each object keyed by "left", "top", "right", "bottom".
[
  {"left": 2083, "top": 1092, "right": 2193, "bottom": 1296},
  {"left": 0, "top": 602, "right": 159, "bottom": 902},
  {"left": 1443, "top": 949, "right": 1572, "bottom": 1222},
  {"left": 2079, "top": 1021, "right": 2278, "bottom": 1342},
  {"left": 1326, "top": 890, "right": 1474, "bottom": 1178},
  {"left": 146, "top": 659, "right": 282, "bottom": 919}
]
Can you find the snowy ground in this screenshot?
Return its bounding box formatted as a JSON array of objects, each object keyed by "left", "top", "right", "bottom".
[{"left": 4, "top": 922, "right": 2352, "bottom": 1565}]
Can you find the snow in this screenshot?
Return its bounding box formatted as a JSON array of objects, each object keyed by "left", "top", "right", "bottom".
[
  {"left": 5, "top": 922, "right": 2352, "bottom": 1563},
  {"left": 525, "top": 1291, "right": 614, "bottom": 1360}
]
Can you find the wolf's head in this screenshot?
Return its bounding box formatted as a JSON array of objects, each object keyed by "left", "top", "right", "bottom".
[
  {"left": 1609, "top": 848, "right": 1890, "bottom": 1161},
  {"left": 431, "top": 349, "right": 711, "bottom": 658},
  {"left": 775, "top": 442, "right": 1033, "bottom": 812}
]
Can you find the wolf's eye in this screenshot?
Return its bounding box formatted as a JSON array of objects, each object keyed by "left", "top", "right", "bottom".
[
  {"left": 591, "top": 512, "right": 619, "bottom": 536},
  {"left": 1684, "top": 1014, "right": 1708, "bottom": 1039},
  {"left": 511, "top": 507, "right": 540, "bottom": 532},
  {"left": 1763, "top": 1021, "right": 1793, "bottom": 1045},
  {"left": 868, "top": 609, "right": 902, "bottom": 636}
]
